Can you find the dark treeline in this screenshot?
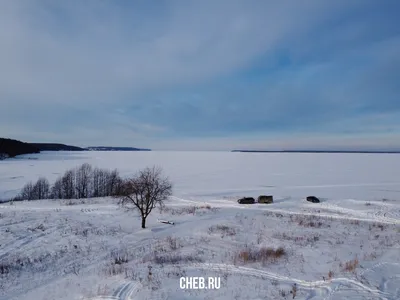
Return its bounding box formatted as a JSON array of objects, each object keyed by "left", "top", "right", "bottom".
[
  {"left": 30, "top": 143, "right": 85, "bottom": 151},
  {"left": 14, "top": 163, "right": 123, "bottom": 201},
  {"left": 0, "top": 137, "right": 86, "bottom": 160},
  {"left": 0, "top": 138, "right": 40, "bottom": 159}
]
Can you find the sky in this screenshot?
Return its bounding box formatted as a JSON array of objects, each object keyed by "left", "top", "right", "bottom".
[{"left": 1, "top": 0, "right": 400, "bottom": 151}]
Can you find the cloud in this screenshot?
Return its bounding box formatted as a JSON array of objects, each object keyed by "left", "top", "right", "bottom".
[
  {"left": 0, "top": 1, "right": 399, "bottom": 150},
  {"left": 0, "top": 1, "right": 360, "bottom": 104}
]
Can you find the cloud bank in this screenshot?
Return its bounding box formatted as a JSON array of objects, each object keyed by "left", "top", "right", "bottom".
[{"left": 1, "top": 1, "right": 399, "bottom": 150}]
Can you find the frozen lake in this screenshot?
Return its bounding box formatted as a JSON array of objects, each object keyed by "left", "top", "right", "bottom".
[
  {"left": 1, "top": 151, "right": 400, "bottom": 300},
  {"left": 1, "top": 151, "right": 400, "bottom": 202}
]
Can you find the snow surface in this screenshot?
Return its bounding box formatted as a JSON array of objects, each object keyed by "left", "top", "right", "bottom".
[{"left": 1, "top": 151, "right": 400, "bottom": 300}]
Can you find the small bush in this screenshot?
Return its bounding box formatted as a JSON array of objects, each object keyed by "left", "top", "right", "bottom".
[
  {"left": 166, "top": 236, "right": 180, "bottom": 250},
  {"left": 328, "top": 270, "right": 334, "bottom": 280},
  {"left": 105, "top": 262, "right": 127, "bottom": 276},
  {"left": 208, "top": 225, "right": 236, "bottom": 237},
  {"left": 291, "top": 284, "right": 297, "bottom": 299},
  {"left": 0, "top": 264, "right": 10, "bottom": 275},
  {"left": 290, "top": 215, "right": 326, "bottom": 228},
  {"left": 235, "top": 246, "right": 286, "bottom": 264},
  {"left": 153, "top": 253, "right": 203, "bottom": 265},
  {"left": 341, "top": 258, "right": 359, "bottom": 272},
  {"left": 161, "top": 205, "right": 217, "bottom": 215},
  {"left": 28, "top": 224, "right": 46, "bottom": 232}
]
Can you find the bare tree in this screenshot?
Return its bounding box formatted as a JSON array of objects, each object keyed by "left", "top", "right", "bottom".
[
  {"left": 92, "top": 167, "right": 103, "bottom": 197},
  {"left": 62, "top": 169, "right": 76, "bottom": 199},
  {"left": 75, "top": 163, "right": 92, "bottom": 198},
  {"left": 17, "top": 177, "right": 50, "bottom": 200},
  {"left": 117, "top": 166, "right": 172, "bottom": 228},
  {"left": 18, "top": 181, "right": 34, "bottom": 200},
  {"left": 32, "top": 177, "right": 50, "bottom": 199},
  {"left": 51, "top": 177, "right": 63, "bottom": 199}
]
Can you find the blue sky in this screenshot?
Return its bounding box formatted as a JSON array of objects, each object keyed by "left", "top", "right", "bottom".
[{"left": 1, "top": 0, "right": 400, "bottom": 150}]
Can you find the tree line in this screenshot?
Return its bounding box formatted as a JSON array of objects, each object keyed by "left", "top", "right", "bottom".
[
  {"left": 14, "top": 164, "right": 173, "bottom": 228},
  {"left": 14, "top": 163, "right": 123, "bottom": 201},
  {"left": 0, "top": 138, "right": 40, "bottom": 159}
]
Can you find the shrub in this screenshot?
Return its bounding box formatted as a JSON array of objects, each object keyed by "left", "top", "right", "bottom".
[
  {"left": 328, "top": 270, "right": 334, "bottom": 280},
  {"left": 341, "top": 258, "right": 359, "bottom": 272},
  {"left": 235, "top": 246, "right": 286, "bottom": 264},
  {"left": 153, "top": 253, "right": 203, "bottom": 265},
  {"left": 208, "top": 225, "right": 236, "bottom": 237}
]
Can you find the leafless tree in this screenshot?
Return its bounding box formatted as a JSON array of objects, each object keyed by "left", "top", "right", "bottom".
[
  {"left": 32, "top": 177, "right": 50, "bottom": 199},
  {"left": 92, "top": 167, "right": 103, "bottom": 197},
  {"left": 117, "top": 166, "right": 172, "bottom": 228},
  {"left": 75, "top": 163, "right": 92, "bottom": 198},
  {"left": 17, "top": 177, "right": 50, "bottom": 200},
  {"left": 62, "top": 169, "right": 76, "bottom": 199},
  {"left": 18, "top": 181, "right": 34, "bottom": 200},
  {"left": 106, "top": 169, "right": 123, "bottom": 196},
  {"left": 51, "top": 177, "right": 63, "bottom": 199}
]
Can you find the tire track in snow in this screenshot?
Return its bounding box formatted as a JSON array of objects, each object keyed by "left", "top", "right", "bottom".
[
  {"left": 172, "top": 195, "right": 400, "bottom": 225},
  {"left": 232, "top": 200, "right": 400, "bottom": 225},
  {"left": 86, "top": 281, "right": 139, "bottom": 300},
  {"left": 112, "top": 281, "right": 139, "bottom": 299},
  {"left": 183, "top": 263, "right": 392, "bottom": 300},
  {"left": 0, "top": 225, "right": 60, "bottom": 259}
]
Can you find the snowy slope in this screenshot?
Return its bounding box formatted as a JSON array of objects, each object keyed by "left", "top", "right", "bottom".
[{"left": 1, "top": 151, "right": 400, "bottom": 299}]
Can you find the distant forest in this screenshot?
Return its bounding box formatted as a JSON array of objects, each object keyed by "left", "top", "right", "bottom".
[
  {"left": 0, "top": 138, "right": 40, "bottom": 159},
  {"left": 0, "top": 137, "right": 152, "bottom": 159},
  {"left": 0, "top": 138, "right": 85, "bottom": 159}
]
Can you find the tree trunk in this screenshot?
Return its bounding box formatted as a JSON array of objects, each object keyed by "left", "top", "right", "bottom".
[{"left": 141, "top": 216, "right": 146, "bottom": 229}]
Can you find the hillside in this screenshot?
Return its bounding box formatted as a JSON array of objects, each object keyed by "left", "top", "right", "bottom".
[
  {"left": 87, "top": 146, "right": 151, "bottom": 151},
  {"left": 30, "top": 143, "right": 85, "bottom": 151},
  {"left": 232, "top": 149, "right": 400, "bottom": 153},
  {"left": 0, "top": 138, "right": 86, "bottom": 160},
  {"left": 0, "top": 138, "right": 40, "bottom": 159}
]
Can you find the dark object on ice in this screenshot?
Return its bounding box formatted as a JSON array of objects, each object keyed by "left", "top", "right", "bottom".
[
  {"left": 237, "top": 197, "right": 255, "bottom": 204},
  {"left": 306, "top": 196, "right": 320, "bottom": 203},
  {"left": 258, "top": 195, "right": 273, "bottom": 204},
  {"left": 158, "top": 219, "right": 175, "bottom": 225}
]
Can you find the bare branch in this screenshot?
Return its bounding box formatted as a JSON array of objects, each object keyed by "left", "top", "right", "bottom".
[{"left": 115, "top": 166, "right": 172, "bottom": 228}]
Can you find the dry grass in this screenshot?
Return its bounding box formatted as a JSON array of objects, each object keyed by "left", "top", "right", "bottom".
[
  {"left": 291, "top": 284, "right": 297, "bottom": 299},
  {"left": 235, "top": 246, "right": 286, "bottom": 264},
  {"left": 0, "top": 264, "right": 10, "bottom": 275},
  {"left": 208, "top": 224, "right": 237, "bottom": 237},
  {"left": 165, "top": 236, "right": 181, "bottom": 250},
  {"left": 341, "top": 258, "right": 359, "bottom": 273},
  {"left": 290, "top": 215, "right": 326, "bottom": 228},
  {"left": 328, "top": 270, "right": 334, "bottom": 280},
  {"left": 161, "top": 205, "right": 216, "bottom": 215},
  {"left": 153, "top": 253, "right": 203, "bottom": 265},
  {"left": 369, "top": 223, "right": 387, "bottom": 231}
]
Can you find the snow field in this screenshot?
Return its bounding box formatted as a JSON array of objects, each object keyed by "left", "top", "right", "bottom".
[{"left": 1, "top": 151, "right": 400, "bottom": 299}]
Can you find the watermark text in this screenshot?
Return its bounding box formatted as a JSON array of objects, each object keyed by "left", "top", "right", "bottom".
[{"left": 180, "top": 277, "right": 221, "bottom": 290}]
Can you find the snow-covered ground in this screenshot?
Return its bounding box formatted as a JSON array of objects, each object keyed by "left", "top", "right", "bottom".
[{"left": 1, "top": 151, "right": 400, "bottom": 300}]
